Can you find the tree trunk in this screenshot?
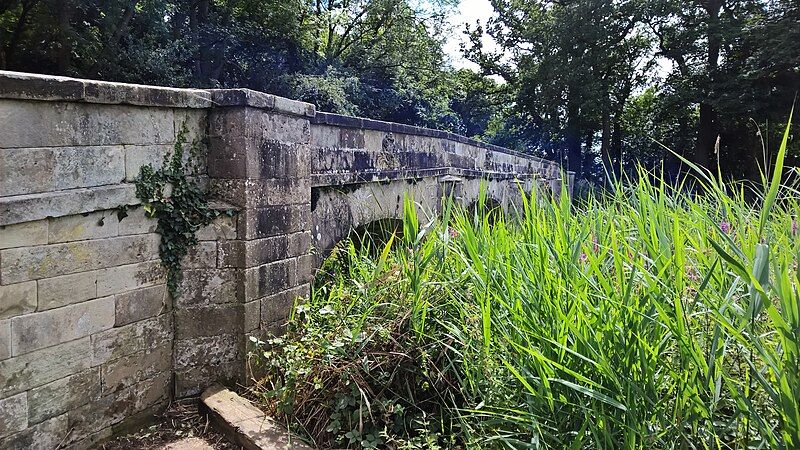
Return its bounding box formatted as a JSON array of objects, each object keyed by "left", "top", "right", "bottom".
[
  {"left": 600, "top": 103, "right": 612, "bottom": 182},
  {"left": 695, "top": 0, "right": 722, "bottom": 170},
  {"left": 566, "top": 103, "right": 583, "bottom": 177},
  {"left": 611, "top": 116, "right": 622, "bottom": 180},
  {"left": 56, "top": 0, "right": 72, "bottom": 74}
]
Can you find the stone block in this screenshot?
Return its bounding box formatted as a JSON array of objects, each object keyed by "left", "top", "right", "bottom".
[
  {"left": 217, "top": 232, "right": 310, "bottom": 269},
  {"left": 0, "top": 234, "right": 160, "bottom": 283},
  {"left": 27, "top": 369, "right": 101, "bottom": 425},
  {"left": 0, "top": 184, "right": 138, "bottom": 228},
  {"left": 310, "top": 124, "right": 340, "bottom": 148},
  {"left": 52, "top": 146, "right": 125, "bottom": 190},
  {"left": 100, "top": 343, "right": 170, "bottom": 394},
  {"left": 11, "top": 296, "right": 115, "bottom": 356},
  {"left": 0, "top": 220, "right": 48, "bottom": 250},
  {"left": 257, "top": 141, "right": 311, "bottom": 179},
  {"left": 0, "top": 71, "right": 84, "bottom": 101},
  {"left": 244, "top": 258, "right": 296, "bottom": 301},
  {"left": 117, "top": 207, "right": 157, "bottom": 235},
  {"left": 174, "top": 334, "right": 240, "bottom": 370},
  {"left": 273, "top": 96, "right": 315, "bottom": 118},
  {"left": 260, "top": 283, "right": 309, "bottom": 326},
  {"left": 37, "top": 270, "right": 98, "bottom": 311},
  {"left": 240, "top": 205, "right": 310, "bottom": 240},
  {"left": 0, "top": 320, "right": 9, "bottom": 360},
  {"left": 175, "top": 268, "right": 242, "bottom": 307},
  {"left": 0, "top": 148, "right": 54, "bottom": 196},
  {"left": 196, "top": 213, "right": 237, "bottom": 241},
  {"left": 91, "top": 315, "right": 171, "bottom": 366},
  {"left": 0, "top": 337, "right": 93, "bottom": 398},
  {"left": 340, "top": 128, "right": 365, "bottom": 149},
  {"left": 64, "top": 372, "right": 170, "bottom": 445},
  {"left": 248, "top": 110, "right": 311, "bottom": 145},
  {"left": 0, "top": 282, "right": 36, "bottom": 320},
  {"left": 174, "top": 304, "right": 244, "bottom": 340},
  {"left": 115, "top": 284, "right": 167, "bottom": 327},
  {"left": 96, "top": 260, "right": 165, "bottom": 297},
  {"left": 210, "top": 178, "right": 309, "bottom": 211},
  {"left": 181, "top": 241, "right": 217, "bottom": 268},
  {"left": 83, "top": 80, "right": 211, "bottom": 108},
  {"left": 0, "top": 393, "right": 27, "bottom": 438},
  {"left": 0, "top": 100, "right": 174, "bottom": 148},
  {"left": 48, "top": 210, "right": 119, "bottom": 243},
  {"left": 175, "top": 363, "right": 241, "bottom": 399},
  {"left": 124, "top": 144, "right": 171, "bottom": 181},
  {"left": 0, "top": 413, "right": 68, "bottom": 450},
  {"left": 244, "top": 300, "right": 260, "bottom": 333},
  {"left": 210, "top": 89, "right": 275, "bottom": 110}
]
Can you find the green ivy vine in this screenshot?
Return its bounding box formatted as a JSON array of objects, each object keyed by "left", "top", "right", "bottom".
[{"left": 134, "top": 123, "right": 232, "bottom": 297}]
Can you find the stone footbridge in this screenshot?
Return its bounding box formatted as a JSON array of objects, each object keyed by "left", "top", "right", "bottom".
[{"left": 0, "top": 72, "right": 568, "bottom": 448}]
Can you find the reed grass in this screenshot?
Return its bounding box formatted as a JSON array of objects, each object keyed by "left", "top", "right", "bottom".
[{"left": 250, "top": 118, "right": 799, "bottom": 449}]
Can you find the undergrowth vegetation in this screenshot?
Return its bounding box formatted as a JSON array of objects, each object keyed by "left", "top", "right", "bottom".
[{"left": 249, "top": 119, "right": 799, "bottom": 449}]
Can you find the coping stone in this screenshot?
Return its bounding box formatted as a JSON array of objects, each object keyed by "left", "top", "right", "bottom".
[{"left": 200, "top": 384, "right": 311, "bottom": 450}]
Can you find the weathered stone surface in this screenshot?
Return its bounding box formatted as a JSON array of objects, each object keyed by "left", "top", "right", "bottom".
[
  {"left": 261, "top": 284, "right": 310, "bottom": 327},
  {"left": 0, "top": 234, "right": 160, "bottom": 283},
  {"left": 240, "top": 205, "right": 310, "bottom": 240},
  {"left": 27, "top": 369, "right": 101, "bottom": 425},
  {"left": 115, "top": 284, "right": 167, "bottom": 327},
  {"left": 200, "top": 384, "right": 312, "bottom": 449},
  {"left": 0, "top": 337, "right": 93, "bottom": 398},
  {"left": 258, "top": 141, "right": 311, "bottom": 179},
  {"left": 244, "top": 259, "right": 297, "bottom": 301},
  {"left": 117, "top": 207, "right": 158, "bottom": 235},
  {"left": 0, "top": 393, "right": 28, "bottom": 438},
  {"left": 0, "top": 220, "right": 48, "bottom": 250},
  {"left": 310, "top": 124, "right": 340, "bottom": 148},
  {"left": 84, "top": 80, "right": 211, "bottom": 108},
  {"left": 175, "top": 334, "right": 240, "bottom": 370},
  {"left": 196, "top": 213, "right": 237, "bottom": 241},
  {"left": 210, "top": 89, "right": 275, "bottom": 109},
  {"left": 48, "top": 210, "right": 119, "bottom": 243},
  {"left": 210, "top": 178, "right": 310, "bottom": 210},
  {"left": 0, "top": 71, "right": 84, "bottom": 101},
  {"left": 101, "top": 343, "right": 170, "bottom": 394},
  {"left": 11, "top": 296, "right": 115, "bottom": 356},
  {"left": 0, "top": 282, "right": 36, "bottom": 320},
  {"left": 64, "top": 372, "right": 170, "bottom": 446},
  {"left": 244, "top": 300, "right": 260, "bottom": 333},
  {"left": 0, "top": 100, "right": 174, "bottom": 148},
  {"left": 181, "top": 241, "right": 218, "bottom": 269},
  {"left": 0, "top": 148, "right": 54, "bottom": 197},
  {"left": 0, "top": 320, "right": 10, "bottom": 360},
  {"left": 217, "top": 232, "right": 310, "bottom": 269},
  {"left": 52, "top": 146, "right": 126, "bottom": 190},
  {"left": 0, "top": 184, "right": 138, "bottom": 227},
  {"left": 96, "top": 260, "right": 165, "bottom": 297},
  {"left": 91, "top": 315, "right": 171, "bottom": 366},
  {"left": 0, "top": 413, "right": 68, "bottom": 450},
  {"left": 37, "top": 270, "right": 98, "bottom": 311},
  {"left": 175, "top": 268, "right": 242, "bottom": 307},
  {"left": 175, "top": 305, "right": 243, "bottom": 339},
  {"left": 124, "top": 144, "right": 170, "bottom": 181},
  {"left": 340, "top": 128, "right": 365, "bottom": 149}
]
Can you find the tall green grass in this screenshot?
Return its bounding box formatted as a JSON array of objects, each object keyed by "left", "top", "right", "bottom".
[{"left": 251, "top": 119, "right": 799, "bottom": 449}]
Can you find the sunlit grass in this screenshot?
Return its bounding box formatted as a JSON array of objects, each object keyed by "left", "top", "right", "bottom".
[{"left": 250, "top": 118, "right": 799, "bottom": 449}]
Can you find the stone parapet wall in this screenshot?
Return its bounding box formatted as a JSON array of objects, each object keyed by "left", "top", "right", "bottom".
[{"left": 0, "top": 71, "right": 568, "bottom": 448}]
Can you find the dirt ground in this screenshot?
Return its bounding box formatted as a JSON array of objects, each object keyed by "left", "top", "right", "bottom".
[{"left": 100, "top": 399, "right": 239, "bottom": 450}]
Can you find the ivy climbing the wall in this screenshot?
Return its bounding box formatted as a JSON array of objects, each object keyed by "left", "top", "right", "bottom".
[{"left": 134, "top": 123, "right": 232, "bottom": 297}]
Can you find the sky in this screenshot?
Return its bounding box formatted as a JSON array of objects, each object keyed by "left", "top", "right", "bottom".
[{"left": 442, "top": 0, "right": 498, "bottom": 71}]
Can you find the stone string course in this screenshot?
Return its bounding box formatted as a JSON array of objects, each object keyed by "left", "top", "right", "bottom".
[{"left": 0, "top": 71, "right": 570, "bottom": 448}]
